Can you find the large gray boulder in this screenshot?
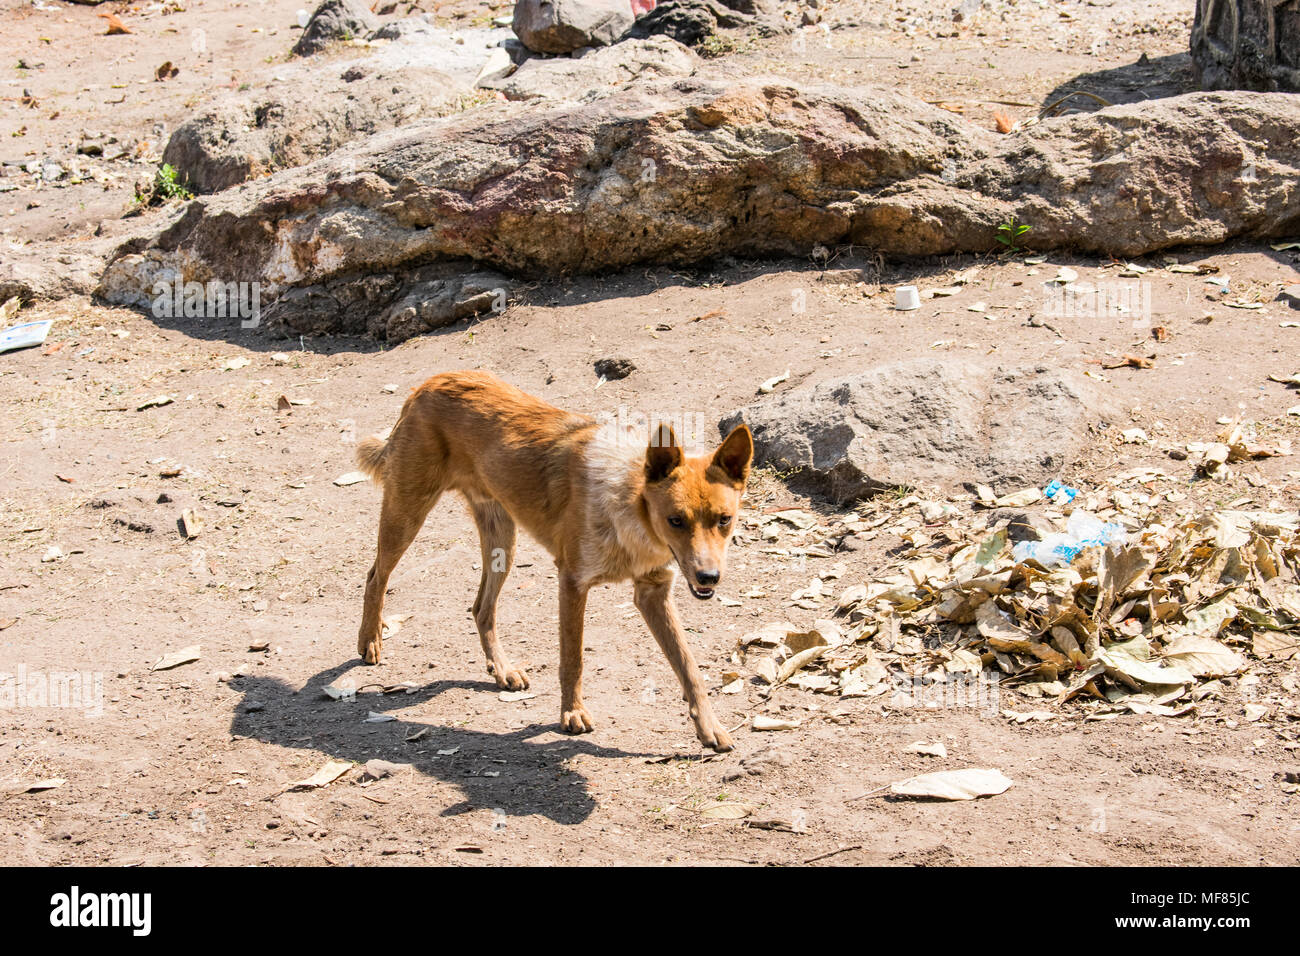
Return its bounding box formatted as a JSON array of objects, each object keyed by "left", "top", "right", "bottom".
[
  {"left": 719, "top": 361, "right": 1107, "bottom": 502},
  {"left": 513, "top": 0, "right": 635, "bottom": 54},
  {"left": 293, "top": 0, "right": 379, "bottom": 56},
  {"left": 99, "top": 79, "right": 1300, "bottom": 335}
]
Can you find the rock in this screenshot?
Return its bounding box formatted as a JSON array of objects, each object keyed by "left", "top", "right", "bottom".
[
  {"left": 77, "top": 132, "right": 113, "bottom": 156},
  {"left": 101, "top": 80, "right": 1300, "bottom": 334},
  {"left": 112, "top": 515, "right": 156, "bottom": 534},
  {"left": 256, "top": 267, "right": 510, "bottom": 342},
  {"left": 360, "top": 759, "right": 410, "bottom": 781},
  {"left": 0, "top": 244, "right": 107, "bottom": 303},
  {"left": 260, "top": 275, "right": 403, "bottom": 338},
  {"left": 719, "top": 360, "right": 1105, "bottom": 503},
  {"left": 474, "top": 47, "right": 515, "bottom": 88},
  {"left": 621, "top": 0, "right": 781, "bottom": 45},
  {"left": 500, "top": 36, "right": 534, "bottom": 66},
  {"left": 371, "top": 14, "right": 435, "bottom": 40},
  {"left": 481, "top": 37, "right": 698, "bottom": 100},
  {"left": 513, "top": 0, "right": 634, "bottom": 53},
  {"left": 292, "top": 0, "right": 379, "bottom": 56},
  {"left": 368, "top": 271, "right": 512, "bottom": 341},
  {"left": 992, "top": 510, "right": 1057, "bottom": 543},
  {"left": 594, "top": 357, "right": 636, "bottom": 380}
]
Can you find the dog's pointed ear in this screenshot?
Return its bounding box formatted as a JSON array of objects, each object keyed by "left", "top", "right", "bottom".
[
  {"left": 712, "top": 424, "right": 753, "bottom": 485},
  {"left": 645, "top": 423, "right": 683, "bottom": 483}
]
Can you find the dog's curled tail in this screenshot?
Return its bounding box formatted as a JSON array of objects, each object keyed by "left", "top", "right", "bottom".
[{"left": 355, "top": 432, "right": 390, "bottom": 481}]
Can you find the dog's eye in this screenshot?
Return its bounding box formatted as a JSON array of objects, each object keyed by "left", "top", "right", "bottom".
[
  {"left": 718, "top": 515, "right": 732, "bottom": 528},
  {"left": 667, "top": 515, "right": 685, "bottom": 529}
]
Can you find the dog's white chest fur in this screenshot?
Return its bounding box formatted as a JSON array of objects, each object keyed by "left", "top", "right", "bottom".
[{"left": 577, "top": 426, "right": 674, "bottom": 587}]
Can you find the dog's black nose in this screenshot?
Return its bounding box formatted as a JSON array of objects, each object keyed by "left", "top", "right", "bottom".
[{"left": 695, "top": 569, "right": 720, "bottom": 587}]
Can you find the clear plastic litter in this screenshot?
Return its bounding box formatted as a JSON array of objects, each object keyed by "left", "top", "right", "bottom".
[{"left": 1012, "top": 510, "right": 1126, "bottom": 568}]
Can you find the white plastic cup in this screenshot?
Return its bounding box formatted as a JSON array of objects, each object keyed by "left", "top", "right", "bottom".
[{"left": 895, "top": 285, "right": 920, "bottom": 311}]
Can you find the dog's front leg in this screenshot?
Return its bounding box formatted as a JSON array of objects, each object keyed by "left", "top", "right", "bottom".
[
  {"left": 558, "top": 571, "right": 594, "bottom": 734},
  {"left": 634, "top": 570, "right": 734, "bottom": 753}
]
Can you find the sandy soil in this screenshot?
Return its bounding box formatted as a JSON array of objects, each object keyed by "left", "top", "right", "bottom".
[{"left": 1, "top": 0, "right": 1298, "bottom": 865}]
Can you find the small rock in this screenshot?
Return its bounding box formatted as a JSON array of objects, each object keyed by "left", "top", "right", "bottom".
[
  {"left": 594, "top": 357, "right": 636, "bottom": 380},
  {"left": 112, "top": 515, "right": 155, "bottom": 534},
  {"left": 474, "top": 48, "right": 515, "bottom": 88},
  {"left": 361, "top": 759, "right": 410, "bottom": 781},
  {"left": 292, "top": 0, "right": 378, "bottom": 56}
]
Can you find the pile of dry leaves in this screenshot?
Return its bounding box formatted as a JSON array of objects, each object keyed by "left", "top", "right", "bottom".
[{"left": 733, "top": 485, "right": 1299, "bottom": 721}]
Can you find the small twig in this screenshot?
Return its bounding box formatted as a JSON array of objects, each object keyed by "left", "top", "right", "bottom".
[
  {"left": 802, "top": 844, "right": 863, "bottom": 865},
  {"left": 1038, "top": 90, "right": 1113, "bottom": 118},
  {"left": 845, "top": 784, "right": 891, "bottom": 802}
]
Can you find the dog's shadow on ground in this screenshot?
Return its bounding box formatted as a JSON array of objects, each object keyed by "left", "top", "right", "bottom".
[
  {"left": 230, "top": 661, "right": 655, "bottom": 825},
  {"left": 1040, "top": 53, "right": 1196, "bottom": 114}
]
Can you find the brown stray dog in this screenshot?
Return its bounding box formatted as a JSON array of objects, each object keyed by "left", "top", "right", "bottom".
[{"left": 353, "top": 371, "right": 753, "bottom": 753}]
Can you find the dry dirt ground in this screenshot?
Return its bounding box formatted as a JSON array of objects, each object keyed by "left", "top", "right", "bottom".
[{"left": 1, "top": 0, "right": 1299, "bottom": 866}]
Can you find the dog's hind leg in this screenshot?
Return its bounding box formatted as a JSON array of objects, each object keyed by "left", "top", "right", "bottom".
[
  {"left": 469, "top": 499, "right": 529, "bottom": 691},
  {"left": 357, "top": 482, "right": 441, "bottom": 665}
]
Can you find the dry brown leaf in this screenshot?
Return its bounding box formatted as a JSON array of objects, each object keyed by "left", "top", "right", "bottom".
[
  {"left": 1103, "top": 354, "right": 1154, "bottom": 370},
  {"left": 98, "top": 12, "right": 132, "bottom": 34}
]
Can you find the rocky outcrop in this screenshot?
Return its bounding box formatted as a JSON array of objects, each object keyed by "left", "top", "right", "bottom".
[
  {"left": 512, "top": 0, "right": 635, "bottom": 54},
  {"left": 102, "top": 79, "right": 1300, "bottom": 337},
  {"left": 719, "top": 360, "right": 1107, "bottom": 501}
]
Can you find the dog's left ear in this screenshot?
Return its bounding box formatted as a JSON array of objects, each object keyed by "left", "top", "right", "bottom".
[{"left": 712, "top": 424, "right": 753, "bottom": 485}]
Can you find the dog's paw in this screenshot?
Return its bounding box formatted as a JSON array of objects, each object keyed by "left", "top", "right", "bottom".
[
  {"left": 698, "top": 722, "right": 734, "bottom": 753},
  {"left": 358, "top": 634, "right": 383, "bottom": 665},
  {"left": 560, "top": 704, "right": 594, "bottom": 735},
  {"left": 490, "top": 664, "right": 530, "bottom": 692}
]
